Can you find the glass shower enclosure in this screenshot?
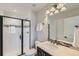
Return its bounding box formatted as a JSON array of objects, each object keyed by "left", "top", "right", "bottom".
[{"left": 0, "top": 16, "right": 31, "bottom": 56}]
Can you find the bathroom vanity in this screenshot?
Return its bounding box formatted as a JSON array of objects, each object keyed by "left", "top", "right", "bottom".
[
  {"left": 37, "top": 47, "right": 51, "bottom": 56},
  {"left": 37, "top": 41, "right": 79, "bottom": 56},
  {"left": 45, "top": 13, "right": 79, "bottom": 56}
]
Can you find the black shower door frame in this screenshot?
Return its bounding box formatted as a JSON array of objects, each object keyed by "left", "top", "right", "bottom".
[{"left": 0, "top": 15, "right": 31, "bottom": 56}]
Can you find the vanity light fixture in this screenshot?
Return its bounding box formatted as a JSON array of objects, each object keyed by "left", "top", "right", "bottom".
[{"left": 45, "top": 3, "right": 66, "bottom": 16}]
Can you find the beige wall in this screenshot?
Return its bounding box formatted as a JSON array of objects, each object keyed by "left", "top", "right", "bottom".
[{"left": 36, "top": 10, "right": 48, "bottom": 42}]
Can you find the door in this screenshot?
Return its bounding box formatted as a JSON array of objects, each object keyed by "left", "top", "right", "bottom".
[
  {"left": 23, "top": 21, "right": 30, "bottom": 53},
  {"left": 3, "top": 17, "right": 21, "bottom": 56}
]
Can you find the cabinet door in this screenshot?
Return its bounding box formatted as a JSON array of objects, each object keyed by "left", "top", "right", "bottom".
[
  {"left": 3, "top": 17, "right": 21, "bottom": 56},
  {"left": 37, "top": 47, "right": 51, "bottom": 56}
]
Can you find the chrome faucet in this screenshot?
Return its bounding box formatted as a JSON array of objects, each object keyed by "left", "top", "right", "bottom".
[{"left": 49, "top": 39, "right": 58, "bottom": 45}]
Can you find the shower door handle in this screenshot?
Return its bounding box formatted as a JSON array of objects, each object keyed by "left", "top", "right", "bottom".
[
  {"left": 19, "top": 35, "right": 22, "bottom": 40},
  {"left": 27, "top": 32, "right": 29, "bottom": 34}
]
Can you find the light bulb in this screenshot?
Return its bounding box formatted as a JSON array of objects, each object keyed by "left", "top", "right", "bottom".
[
  {"left": 46, "top": 10, "right": 50, "bottom": 14},
  {"left": 50, "top": 7, "right": 55, "bottom": 11},
  {"left": 49, "top": 12, "right": 54, "bottom": 16},
  {"left": 57, "top": 3, "right": 64, "bottom": 9},
  {"left": 60, "top": 7, "right": 66, "bottom": 11},
  {"left": 54, "top": 10, "right": 59, "bottom": 14}
]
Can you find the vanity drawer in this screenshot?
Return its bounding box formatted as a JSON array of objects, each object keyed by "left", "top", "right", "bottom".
[{"left": 37, "top": 47, "right": 52, "bottom": 56}]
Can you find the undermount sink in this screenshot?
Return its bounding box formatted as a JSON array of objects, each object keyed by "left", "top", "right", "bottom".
[
  {"left": 37, "top": 41, "right": 79, "bottom": 56},
  {"left": 41, "top": 41, "right": 59, "bottom": 50}
]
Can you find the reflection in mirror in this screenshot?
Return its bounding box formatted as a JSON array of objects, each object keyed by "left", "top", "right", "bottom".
[
  {"left": 48, "top": 18, "right": 64, "bottom": 42},
  {"left": 49, "top": 18, "right": 57, "bottom": 41},
  {"left": 48, "top": 15, "right": 79, "bottom": 48},
  {"left": 56, "top": 19, "right": 64, "bottom": 41},
  {"left": 64, "top": 16, "right": 79, "bottom": 47}
]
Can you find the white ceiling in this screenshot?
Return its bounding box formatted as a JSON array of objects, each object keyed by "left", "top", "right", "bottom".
[
  {"left": 65, "top": 3, "right": 79, "bottom": 11},
  {"left": 0, "top": 3, "right": 79, "bottom": 12},
  {"left": 0, "top": 3, "right": 49, "bottom": 12}
]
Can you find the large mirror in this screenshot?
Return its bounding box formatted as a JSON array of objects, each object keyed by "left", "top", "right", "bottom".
[
  {"left": 47, "top": 4, "right": 79, "bottom": 48},
  {"left": 64, "top": 16, "right": 79, "bottom": 46},
  {"left": 49, "top": 19, "right": 57, "bottom": 40},
  {"left": 48, "top": 18, "right": 64, "bottom": 42},
  {"left": 48, "top": 15, "right": 79, "bottom": 47}
]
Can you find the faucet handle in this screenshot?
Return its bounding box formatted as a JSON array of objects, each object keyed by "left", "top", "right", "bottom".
[{"left": 64, "top": 36, "right": 67, "bottom": 39}]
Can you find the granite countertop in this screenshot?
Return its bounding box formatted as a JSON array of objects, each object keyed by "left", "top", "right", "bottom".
[{"left": 37, "top": 41, "right": 79, "bottom": 56}]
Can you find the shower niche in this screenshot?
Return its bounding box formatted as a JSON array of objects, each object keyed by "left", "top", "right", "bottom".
[{"left": 0, "top": 16, "right": 31, "bottom": 56}]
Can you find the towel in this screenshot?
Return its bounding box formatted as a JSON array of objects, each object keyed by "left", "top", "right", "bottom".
[
  {"left": 36, "top": 23, "right": 43, "bottom": 31},
  {"left": 73, "top": 27, "right": 79, "bottom": 47}
]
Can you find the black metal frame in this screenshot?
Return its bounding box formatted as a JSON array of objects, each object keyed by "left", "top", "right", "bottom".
[
  {"left": 48, "top": 24, "right": 50, "bottom": 41},
  {"left": 0, "top": 16, "right": 3, "bottom": 56},
  {"left": 0, "top": 15, "right": 31, "bottom": 56},
  {"left": 29, "top": 21, "right": 31, "bottom": 49}
]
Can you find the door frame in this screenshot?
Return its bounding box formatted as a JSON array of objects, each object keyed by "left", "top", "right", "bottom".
[
  {"left": 0, "top": 15, "right": 31, "bottom": 56},
  {"left": 22, "top": 20, "right": 31, "bottom": 53}
]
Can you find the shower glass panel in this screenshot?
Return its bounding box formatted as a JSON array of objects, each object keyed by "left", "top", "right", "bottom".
[
  {"left": 3, "top": 17, "right": 21, "bottom": 56},
  {"left": 23, "top": 21, "right": 30, "bottom": 53}
]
